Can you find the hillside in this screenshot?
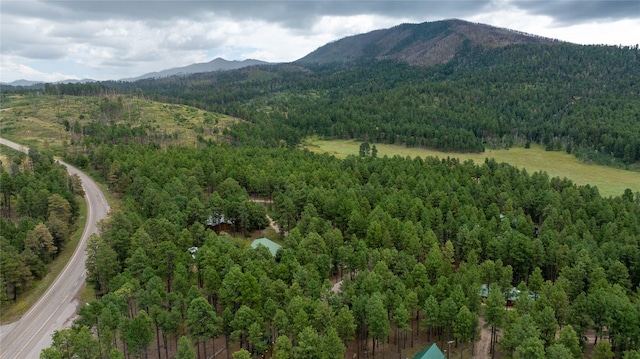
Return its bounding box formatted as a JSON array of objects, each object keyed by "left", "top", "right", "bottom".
[
  {"left": 0, "top": 94, "right": 239, "bottom": 151},
  {"left": 122, "top": 57, "right": 270, "bottom": 81},
  {"left": 296, "top": 19, "right": 560, "bottom": 66},
  {"left": 30, "top": 20, "right": 640, "bottom": 167}
]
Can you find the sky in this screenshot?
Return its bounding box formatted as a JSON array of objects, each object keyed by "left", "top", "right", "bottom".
[{"left": 1, "top": 0, "right": 639, "bottom": 83}]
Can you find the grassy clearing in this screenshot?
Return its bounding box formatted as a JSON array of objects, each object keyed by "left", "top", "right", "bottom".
[
  {"left": 0, "top": 196, "right": 88, "bottom": 323},
  {"left": 0, "top": 94, "right": 239, "bottom": 151},
  {"left": 302, "top": 137, "right": 640, "bottom": 198}
]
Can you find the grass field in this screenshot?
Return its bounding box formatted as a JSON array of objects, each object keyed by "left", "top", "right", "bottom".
[
  {"left": 302, "top": 137, "right": 640, "bottom": 198},
  {"left": 0, "top": 94, "right": 239, "bottom": 151}
]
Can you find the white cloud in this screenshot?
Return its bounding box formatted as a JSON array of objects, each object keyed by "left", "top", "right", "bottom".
[
  {"left": 467, "top": 6, "right": 556, "bottom": 38},
  {"left": 0, "top": 57, "right": 78, "bottom": 83},
  {"left": 216, "top": 14, "right": 413, "bottom": 63},
  {"left": 541, "top": 19, "right": 640, "bottom": 46},
  {"left": 467, "top": 5, "right": 640, "bottom": 46},
  {"left": 313, "top": 14, "right": 411, "bottom": 39}
]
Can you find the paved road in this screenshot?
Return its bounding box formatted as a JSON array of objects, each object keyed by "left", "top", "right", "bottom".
[{"left": 0, "top": 138, "right": 110, "bottom": 359}]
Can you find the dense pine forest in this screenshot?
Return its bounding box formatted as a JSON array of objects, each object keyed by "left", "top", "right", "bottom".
[
  {"left": 30, "top": 140, "right": 638, "bottom": 358},
  {"left": 2, "top": 20, "right": 639, "bottom": 359},
  {"left": 0, "top": 148, "right": 82, "bottom": 303}
]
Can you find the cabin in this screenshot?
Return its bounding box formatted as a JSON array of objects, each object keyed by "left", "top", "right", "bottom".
[
  {"left": 206, "top": 214, "right": 233, "bottom": 234},
  {"left": 413, "top": 343, "right": 445, "bottom": 359},
  {"left": 251, "top": 237, "right": 281, "bottom": 257},
  {"left": 479, "top": 284, "right": 536, "bottom": 306}
]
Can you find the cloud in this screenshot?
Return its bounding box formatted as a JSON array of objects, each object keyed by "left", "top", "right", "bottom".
[
  {"left": 0, "top": 56, "right": 79, "bottom": 82},
  {"left": 15, "top": 0, "right": 635, "bottom": 29},
  {"left": 468, "top": 3, "right": 640, "bottom": 46},
  {"left": 6, "top": 1, "right": 493, "bottom": 30},
  {"left": 4, "top": 1, "right": 638, "bottom": 35},
  {"left": 512, "top": 0, "right": 640, "bottom": 25}
]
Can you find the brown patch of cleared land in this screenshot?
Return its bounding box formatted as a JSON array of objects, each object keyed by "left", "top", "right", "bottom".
[
  {"left": 302, "top": 137, "right": 640, "bottom": 198},
  {"left": 0, "top": 94, "right": 239, "bottom": 151}
]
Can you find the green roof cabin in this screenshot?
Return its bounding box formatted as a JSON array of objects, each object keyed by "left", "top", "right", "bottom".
[
  {"left": 250, "top": 238, "right": 281, "bottom": 257},
  {"left": 413, "top": 343, "right": 445, "bottom": 359}
]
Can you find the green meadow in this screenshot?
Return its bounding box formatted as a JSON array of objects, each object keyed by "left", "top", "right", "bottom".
[
  {"left": 0, "top": 94, "right": 238, "bottom": 151},
  {"left": 302, "top": 138, "right": 640, "bottom": 198}
]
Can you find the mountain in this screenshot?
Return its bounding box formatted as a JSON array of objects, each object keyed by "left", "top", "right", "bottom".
[
  {"left": 3, "top": 79, "right": 44, "bottom": 87},
  {"left": 296, "top": 19, "right": 562, "bottom": 66},
  {"left": 1, "top": 79, "right": 95, "bottom": 87},
  {"left": 123, "top": 58, "right": 270, "bottom": 81},
  {"left": 44, "top": 20, "right": 637, "bottom": 165}
]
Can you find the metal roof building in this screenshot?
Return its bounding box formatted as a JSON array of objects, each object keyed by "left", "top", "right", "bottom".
[
  {"left": 413, "top": 343, "right": 445, "bottom": 359},
  {"left": 250, "top": 237, "right": 281, "bottom": 257}
]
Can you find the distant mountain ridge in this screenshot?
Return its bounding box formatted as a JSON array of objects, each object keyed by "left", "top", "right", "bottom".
[
  {"left": 3, "top": 79, "right": 43, "bottom": 87},
  {"left": 1, "top": 78, "right": 96, "bottom": 88},
  {"left": 296, "top": 19, "right": 562, "bottom": 66},
  {"left": 122, "top": 58, "right": 270, "bottom": 81},
  {"left": 2, "top": 58, "right": 269, "bottom": 85}
]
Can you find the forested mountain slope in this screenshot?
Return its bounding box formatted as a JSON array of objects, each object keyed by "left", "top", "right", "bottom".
[
  {"left": 77, "top": 40, "right": 640, "bottom": 166},
  {"left": 296, "top": 19, "right": 559, "bottom": 66},
  {"left": 39, "top": 20, "right": 640, "bottom": 167}
]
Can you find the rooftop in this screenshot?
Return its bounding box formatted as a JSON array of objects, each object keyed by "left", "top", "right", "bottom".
[
  {"left": 250, "top": 237, "right": 281, "bottom": 257},
  {"left": 413, "top": 343, "right": 445, "bottom": 359}
]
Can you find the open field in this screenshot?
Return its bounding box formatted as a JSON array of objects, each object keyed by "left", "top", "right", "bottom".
[
  {"left": 302, "top": 138, "right": 640, "bottom": 198},
  {"left": 0, "top": 94, "right": 239, "bottom": 151}
]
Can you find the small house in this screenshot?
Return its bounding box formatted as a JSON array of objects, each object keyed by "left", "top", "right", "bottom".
[
  {"left": 206, "top": 214, "right": 233, "bottom": 234},
  {"left": 413, "top": 343, "right": 445, "bottom": 359},
  {"left": 479, "top": 284, "right": 536, "bottom": 306}
]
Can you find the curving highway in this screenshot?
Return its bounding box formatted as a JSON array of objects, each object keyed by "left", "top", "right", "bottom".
[{"left": 0, "top": 137, "right": 110, "bottom": 359}]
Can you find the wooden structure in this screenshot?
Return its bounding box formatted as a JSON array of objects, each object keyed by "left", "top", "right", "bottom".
[{"left": 206, "top": 214, "right": 233, "bottom": 234}]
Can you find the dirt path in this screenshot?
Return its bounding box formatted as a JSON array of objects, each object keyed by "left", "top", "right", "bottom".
[
  {"left": 265, "top": 213, "right": 285, "bottom": 235},
  {"left": 250, "top": 197, "right": 288, "bottom": 236},
  {"left": 476, "top": 315, "right": 493, "bottom": 359}
]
